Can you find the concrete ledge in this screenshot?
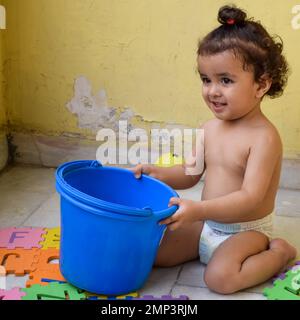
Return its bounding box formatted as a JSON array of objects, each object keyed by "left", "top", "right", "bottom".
[
  {"left": 10, "top": 132, "right": 300, "bottom": 190},
  {"left": 280, "top": 159, "right": 300, "bottom": 190},
  {"left": 11, "top": 132, "right": 98, "bottom": 167}
]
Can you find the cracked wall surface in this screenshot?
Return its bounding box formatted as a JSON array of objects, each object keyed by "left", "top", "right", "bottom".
[{"left": 66, "top": 76, "right": 135, "bottom": 133}]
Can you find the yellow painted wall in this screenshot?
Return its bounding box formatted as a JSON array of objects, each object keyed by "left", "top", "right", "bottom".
[
  {"left": 0, "top": 33, "right": 5, "bottom": 130},
  {"left": 0, "top": 1, "right": 5, "bottom": 131},
  {"left": 2, "top": 0, "right": 300, "bottom": 158}
]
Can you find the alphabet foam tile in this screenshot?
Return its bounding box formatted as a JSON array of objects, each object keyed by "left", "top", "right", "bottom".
[
  {"left": 39, "top": 227, "right": 60, "bottom": 249},
  {"left": 0, "top": 248, "right": 40, "bottom": 276},
  {"left": 0, "top": 228, "right": 46, "bottom": 249},
  {"left": 21, "top": 282, "right": 86, "bottom": 300},
  {"left": 40, "top": 278, "right": 67, "bottom": 284},
  {"left": 26, "top": 248, "right": 65, "bottom": 287},
  {"left": 272, "top": 261, "right": 300, "bottom": 283},
  {"left": 85, "top": 291, "right": 138, "bottom": 300},
  {"left": 31, "top": 248, "right": 60, "bottom": 270},
  {"left": 263, "top": 265, "right": 300, "bottom": 300},
  {"left": 0, "top": 287, "right": 26, "bottom": 300},
  {"left": 87, "top": 296, "right": 134, "bottom": 300},
  {"left": 134, "top": 295, "right": 189, "bottom": 300},
  {"left": 26, "top": 268, "right": 66, "bottom": 287}
]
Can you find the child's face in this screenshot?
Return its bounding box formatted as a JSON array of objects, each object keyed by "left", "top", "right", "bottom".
[{"left": 197, "top": 51, "right": 262, "bottom": 121}]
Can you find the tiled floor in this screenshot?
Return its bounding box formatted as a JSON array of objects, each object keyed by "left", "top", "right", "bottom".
[{"left": 1, "top": 164, "right": 300, "bottom": 300}]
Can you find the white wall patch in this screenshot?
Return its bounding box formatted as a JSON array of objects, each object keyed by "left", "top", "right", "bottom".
[{"left": 66, "top": 76, "right": 135, "bottom": 133}]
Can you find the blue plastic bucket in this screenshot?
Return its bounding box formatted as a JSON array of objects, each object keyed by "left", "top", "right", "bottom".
[{"left": 55, "top": 160, "right": 178, "bottom": 295}]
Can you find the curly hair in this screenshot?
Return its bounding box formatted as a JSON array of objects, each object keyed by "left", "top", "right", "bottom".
[{"left": 197, "top": 5, "right": 289, "bottom": 98}]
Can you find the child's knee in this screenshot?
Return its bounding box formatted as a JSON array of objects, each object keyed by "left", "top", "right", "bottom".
[{"left": 204, "top": 265, "right": 240, "bottom": 294}]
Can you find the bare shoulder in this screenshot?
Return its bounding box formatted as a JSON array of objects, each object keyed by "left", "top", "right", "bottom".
[{"left": 251, "top": 119, "right": 282, "bottom": 155}]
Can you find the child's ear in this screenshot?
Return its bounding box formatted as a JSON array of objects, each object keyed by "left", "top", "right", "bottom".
[{"left": 255, "top": 74, "right": 272, "bottom": 99}]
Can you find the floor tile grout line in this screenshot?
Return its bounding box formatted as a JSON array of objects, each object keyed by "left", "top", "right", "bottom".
[
  {"left": 169, "top": 265, "right": 185, "bottom": 295},
  {"left": 174, "top": 282, "right": 264, "bottom": 294},
  {"left": 175, "top": 283, "right": 208, "bottom": 289},
  {"left": 275, "top": 214, "right": 300, "bottom": 219},
  {"left": 17, "top": 192, "right": 56, "bottom": 227}
]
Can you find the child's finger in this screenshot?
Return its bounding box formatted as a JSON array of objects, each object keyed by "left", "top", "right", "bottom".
[
  {"left": 127, "top": 165, "right": 140, "bottom": 174},
  {"left": 140, "top": 165, "right": 152, "bottom": 176},
  {"left": 168, "top": 197, "right": 181, "bottom": 207},
  {"left": 159, "top": 216, "right": 173, "bottom": 226},
  {"left": 128, "top": 164, "right": 143, "bottom": 178},
  {"left": 159, "top": 211, "right": 180, "bottom": 226},
  {"left": 130, "top": 164, "right": 154, "bottom": 179}
]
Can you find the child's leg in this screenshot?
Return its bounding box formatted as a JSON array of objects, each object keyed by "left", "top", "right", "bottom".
[
  {"left": 203, "top": 230, "right": 297, "bottom": 294},
  {"left": 154, "top": 221, "right": 204, "bottom": 267}
]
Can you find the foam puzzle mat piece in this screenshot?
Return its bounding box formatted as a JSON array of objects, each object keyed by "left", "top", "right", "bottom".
[
  {"left": 40, "top": 278, "right": 66, "bottom": 284},
  {"left": 31, "top": 248, "right": 60, "bottom": 270},
  {"left": 0, "top": 228, "right": 46, "bottom": 249},
  {"left": 273, "top": 261, "right": 300, "bottom": 283},
  {"left": 0, "top": 248, "right": 40, "bottom": 276},
  {"left": 134, "top": 295, "right": 189, "bottom": 300},
  {"left": 1, "top": 225, "right": 191, "bottom": 300},
  {"left": 104, "top": 296, "right": 134, "bottom": 300},
  {"left": 39, "top": 227, "right": 60, "bottom": 249},
  {"left": 0, "top": 287, "right": 27, "bottom": 300},
  {"left": 21, "top": 282, "right": 86, "bottom": 300},
  {"left": 26, "top": 269, "right": 66, "bottom": 287},
  {"left": 263, "top": 265, "right": 300, "bottom": 300},
  {"left": 26, "top": 248, "right": 64, "bottom": 287},
  {"left": 85, "top": 291, "right": 138, "bottom": 300}
]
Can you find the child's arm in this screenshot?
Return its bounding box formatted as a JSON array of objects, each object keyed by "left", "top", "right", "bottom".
[
  {"left": 130, "top": 163, "right": 205, "bottom": 190},
  {"left": 159, "top": 164, "right": 206, "bottom": 189},
  {"left": 131, "top": 125, "right": 205, "bottom": 189},
  {"left": 201, "top": 131, "right": 282, "bottom": 222},
  {"left": 161, "top": 130, "right": 282, "bottom": 229}
]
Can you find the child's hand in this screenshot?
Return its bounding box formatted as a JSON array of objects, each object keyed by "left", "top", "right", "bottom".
[
  {"left": 159, "top": 197, "right": 200, "bottom": 231},
  {"left": 128, "top": 164, "right": 159, "bottom": 180}
]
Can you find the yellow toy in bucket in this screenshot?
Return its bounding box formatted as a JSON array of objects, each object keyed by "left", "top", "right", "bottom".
[{"left": 155, "top": 153, "right": 183, "bottom": 167}]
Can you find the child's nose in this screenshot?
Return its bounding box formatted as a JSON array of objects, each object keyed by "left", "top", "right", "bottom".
[{"left": 208, "top": 84, "right": 222, "bottom": 97}]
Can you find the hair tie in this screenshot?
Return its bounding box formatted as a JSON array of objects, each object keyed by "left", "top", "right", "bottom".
[{"left": 226, "top": 18, "right": 235, "bottom": 25}]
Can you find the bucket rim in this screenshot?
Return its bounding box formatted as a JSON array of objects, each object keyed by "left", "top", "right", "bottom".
[{"left": 55, "top": 160, "right": 178, "bottom": 218}]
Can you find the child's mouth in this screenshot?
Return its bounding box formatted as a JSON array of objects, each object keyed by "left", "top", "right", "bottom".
[{"left": 211, "top": 101, "right": 227, "bottom": 112}]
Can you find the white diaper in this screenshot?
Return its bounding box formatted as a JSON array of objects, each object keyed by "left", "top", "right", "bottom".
[{"left": 199, "top": 213, "right": 274, "bottom": 265}]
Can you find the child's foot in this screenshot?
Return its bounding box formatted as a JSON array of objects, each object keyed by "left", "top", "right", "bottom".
[{"left": 270, "top": 238, "right": 297, "bottom": 267}]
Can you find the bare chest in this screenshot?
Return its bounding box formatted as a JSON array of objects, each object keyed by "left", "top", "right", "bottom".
[{"left": 204, "top": 130, "right": 251, "bottom": 175}]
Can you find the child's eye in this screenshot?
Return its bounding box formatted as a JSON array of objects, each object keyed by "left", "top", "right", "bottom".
[
  {"left": 221, "top": 77, "right": 233, "bottom": 85},
  {"left": 201, "top": 77, "right": 211, "bottom": 84}
]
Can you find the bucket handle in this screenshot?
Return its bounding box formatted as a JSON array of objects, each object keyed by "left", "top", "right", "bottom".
[
  {"left": 142, "top": 204, "right": 178, "bottom": 222},
  {"left": 154, "top": 204, "right": 179, "bottom": 223},
  {"left": 142, "top": 206, "right": 153, "bottom": 213},
  {"left": 88, "top": 160, "right": 179, "bottom": 221},
  {"left": 90, "top": 160, "right": 103, "bottom": 168}
]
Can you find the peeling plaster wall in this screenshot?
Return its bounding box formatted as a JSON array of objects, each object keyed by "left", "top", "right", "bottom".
[
  {"left": 66, "top": 76, "right": 135, "bottom": 133},
  {"left": 2, "top": 0, "right": 300, "bottom": 159}
]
